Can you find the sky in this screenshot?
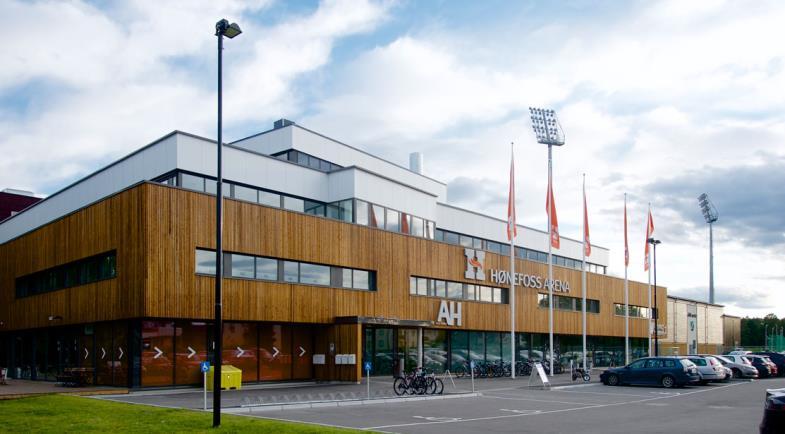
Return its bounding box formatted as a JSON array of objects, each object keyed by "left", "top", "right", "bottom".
[{"left": 2, "top": 0, "right": 784, "bottom": 318}]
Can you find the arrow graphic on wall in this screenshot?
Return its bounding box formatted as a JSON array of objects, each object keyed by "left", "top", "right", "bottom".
[
  {"left": 187, "top": 346, "right": 196, "bottom": 358},
  {"left": 236, "top": 346, "right": 245, "bottom": 357},
  {"left": 299, "top": 346, "right": 306, "bottom": 357},
  {"left": 101, "top": 347, "right": 106, "bottom": 360},
  {"left": 153, "top": 346, "right": 163, "bottom": 359},
  {"left": 84, "top": 348, "right": 89, "bottom": 359},
  {"left": 118, "top": 347, "right": 124, "bottom": 359},
  {"left": 272, "top": 346, "right": 280, "bottom": 358}
]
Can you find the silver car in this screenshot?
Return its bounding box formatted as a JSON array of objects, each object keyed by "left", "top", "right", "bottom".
[
  {"left": 687, "top": 356, "right": 726, "bottom": 384},
  {"left": 712, "top": 354, "right": 758, "bottom": 379}
]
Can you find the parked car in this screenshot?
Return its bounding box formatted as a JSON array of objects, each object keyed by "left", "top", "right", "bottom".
[
  {"left": 760, "top": 388, "right": 785, "bottom": 433},
  {"left": 600, "top": 357, "right": 700, "bottom": 388},
  {"left": 754, "top": 352, "right": 785, "bottom": 377},
  {"left": 749, "top": 355, "right": 775, "bottom": 378},
  {"left": 687, "top": 356, "right": 726, "bottom": 384},
  {"left": 729, "top": 350, "right": 752, "bottom": 355},
  {"left": 712, "top": 354, "right": 759, "bottom": 379}
]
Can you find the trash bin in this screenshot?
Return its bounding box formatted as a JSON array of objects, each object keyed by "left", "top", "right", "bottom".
[{"left": 206, "top": 365, "right": 242, "bottom": 391}]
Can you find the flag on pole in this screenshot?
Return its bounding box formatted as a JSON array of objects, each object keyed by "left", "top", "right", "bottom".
[
  {"left": 507, "top": 148, "right": 517, "bottom": 241},
  {"left": 644, "top": 208, "right": 655, "bottom": 271},
  {"left": 624, "top": 195, "right": 629, "bottom": 267},
  {"left": 583, "top": 181, "right": 591, "bottom": 257},
  {"left": 546, "top": 176, "right": 560, "bottom": 249}
]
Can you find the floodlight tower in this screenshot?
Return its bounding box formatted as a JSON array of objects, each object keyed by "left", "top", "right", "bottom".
[
  {"left": 697, "top": 193, "right": 719, "bottom": 304},
  {"left": 529, "top": 107, "right": 565, "bottom": 376}
]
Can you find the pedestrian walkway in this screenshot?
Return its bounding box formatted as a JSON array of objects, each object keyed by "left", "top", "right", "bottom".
[{"left": 0, "top": 378, "right": 127, "bottom": 400}]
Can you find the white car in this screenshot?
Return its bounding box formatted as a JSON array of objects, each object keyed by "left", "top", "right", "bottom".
[
  {"left": 712, "top": 355, "right": 759, "bottom": 379},
  {"left": 729, "top": 350, "right": 752, "bottom": 355},
  {"left": 687, "top": 356, "right": 726, "bottom": 384}
]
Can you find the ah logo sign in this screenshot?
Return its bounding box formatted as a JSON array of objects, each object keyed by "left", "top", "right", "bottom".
[{"left": 436, "top": 300, "right": 462, "bottom": 326}]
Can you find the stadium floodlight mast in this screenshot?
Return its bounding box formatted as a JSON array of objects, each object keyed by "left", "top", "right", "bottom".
[
  {"left": 697, "top": 193, "right": 719, "bottom": 304},
  {"left": 647, "top": 238, "right": 661, "bottom": 356},
  {"left": 213, "top": 18, "right": 242, "bottom": 429},
  {"left": 529, "top": 107, "right": 565, "bottom": 376}
]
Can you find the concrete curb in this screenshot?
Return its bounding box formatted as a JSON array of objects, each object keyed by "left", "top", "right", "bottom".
[{"left": 227, "top": 392, "right": 482, "bottom": 413}]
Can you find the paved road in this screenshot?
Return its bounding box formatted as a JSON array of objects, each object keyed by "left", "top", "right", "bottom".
[{"left": 237, "top": 378, "right": 784, "bottom": 433}]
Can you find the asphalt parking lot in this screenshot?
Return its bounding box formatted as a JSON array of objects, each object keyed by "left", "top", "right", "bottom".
[{"left": 234, "top": 378, "right": 784, "bottom": 433}]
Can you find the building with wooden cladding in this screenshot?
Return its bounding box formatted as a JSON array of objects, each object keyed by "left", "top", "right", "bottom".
[{"left": 0, "top": 120, "right": 667, "bottom": 387}]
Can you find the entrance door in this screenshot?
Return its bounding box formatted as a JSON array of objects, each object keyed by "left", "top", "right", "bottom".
[
  {"left": 291, "top": 326, "right": 313, "bottom": 380},
  {"left": 259, "top": 324, "right": 291, "bottom": 381},
  {"left": 223, "top": 322, "right": 258, "bottom": 383},
  {"left": 175, "top": 321, "right": 208, "bottom": 385}
]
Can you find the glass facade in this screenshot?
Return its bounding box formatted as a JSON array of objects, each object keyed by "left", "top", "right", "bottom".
[
  {"left": 409, "top": 276, "right": 508, "bottom": 304},
  {"left": 15, "top": 251, "right": 117, "bottom": 298}
]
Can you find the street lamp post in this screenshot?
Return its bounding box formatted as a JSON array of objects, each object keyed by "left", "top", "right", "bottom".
[
  {"left": 529, "top": 107, "right": 565, "bottom": 376},
  {"left": 697, "top": 193, "right": 719, "bottom": 304},
  {"left": 213, "top": 18, "right": 241, "bottom": 428},
  {"left": 648, "top": 238, "right": 661, "bottom": 356}
]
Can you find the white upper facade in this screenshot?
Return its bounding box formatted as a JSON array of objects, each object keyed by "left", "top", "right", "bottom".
[{"left": 0, "top": 120, "right": 609, "bottom": 268}]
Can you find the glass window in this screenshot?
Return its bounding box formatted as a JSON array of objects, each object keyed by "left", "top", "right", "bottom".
[
  {"left": 342, "top": 269, "right": 353, "bottom": 288},
  {"left": 434, "top": 280, "right": 447, "bottom": 298},
  {"left": 230, "top": 254, "right": 255, "bottom": 278},
  {"left": 411, "top": 217, "right": 423, "bottom": 237},
  {"left": 370, "top": 204, "right": 384, "bottom": 228},
  {"left": 538, "top": 293, "right": 549, "bottom": 308},
  {"left": 588, "top": 300, "right": 600, "bottom": 313},
  {"left": 425, "top": 221, "right": 435, "bottom": 239},
  {"left": 195, "top": 250, "right": 216, "bottom": 275},
  {"left": 434, "top": 228, "right": 444, "bottom": 241},
  {"left": 300, "top": 263, "right": 330, "bottom": 285},
  {"left": 663, "top": 359, "right": 676, "bottom": 368},
  {"left": 615, "top": 304, "right": 626, "bottom": 316},
  {"left": 297, "top": 152, "right": 309, "bottom": 166},
  {"left": 255, "top": 258, "right": 278, "bottom": 281},
  {"left": 486, "top": 333, "right": 502, "bottom": 362},
  {"left": 628, "top": 359, "right": 646, "bottom": 369},
  {"left": 645, "top": 359, "right": 663, "bottom": 368},
  {"left": 515, "top": 247, "right": 525, "bottom": 259},
  {"left": 480, "top": 286, "right": 493, "bottom": 302},
  {"left": 500, "top": 244, "right": 511, "bottom": 256},
  {"left": 486, "top": 241, "right": 501, "bottom": 254},
  {"left": 386, "top": 209, "right": 400, "bottom": 232},
  {"left": 400, "top": 213, "right": 411, "bottom": 234},
  {"left": 450, "top": 331, "right": 469, "bottom": 371},
  {"left": 558, "top": 296, "right": 574, "bottom": 310},
  {"left": 355, "top": 200, "right": 369, "bottom": 226},
  {"left": 205, "top": 180, "right": 230, "bottom": 196},
  {"left": 555, "top": 256, "right": 565, "bottom": 266},
  {"left": 353, "top": 270, "right": 370, "bottom": 290},
  {"left": 336, "top": 199, "right": 353, "bottom": 223},
  {"left": 459, "top": 235, "right": 473, "bottom": 247},
  {"left": 473, "top": 238, "right": 483, "bottom": 249},
  {"left": 283, "top": 261, "right": 299, "bottom": 282},
  {"left": 180, "top": 173, "right": 204, "bottom": 191},
  {"left": 233, "top": 185, "right": 257, "bottom": 202},
  {"left": 444, "top": 231, "right": 459, "bottom": 245},
  {"left": 98, "top": 254, "right": 116, "bottom": 280},
  {"left": 447, "top": 282, "right": 463, "bottom": 299},
  {"left": 409, "top": 277, "right": 417, "bottom": 295},
  {"left": 465, "top": 284, "right": 476, "bottom": 301},
  {"left": 308, "top": 156, "right": 321, "bottom": 170},
  {"left": 493, "top": 287, "right": 503, "bottom": 304},
  {"left": 326, "top": 204, "right": 341, "bottom": 220},
  {"left": 283, "top": 196, "right": 304, "bottom": 212},
  {"left": 258, "top": 191, "right": 281, "bottom": 207},
  {"left": 319, "top": 159, "right": 331, "bottom": 171},
  {"left": 416, "top": 277, "right": 429, "bottom": 296},
  {"left": 423, "top": 329, "right": 447, "bottom": 373},
  {"left": 469, "top": 331, "right": 485, "bottom": 362},
  {"left": 304, "top": 201, "right": 325, "bottom": 216}
]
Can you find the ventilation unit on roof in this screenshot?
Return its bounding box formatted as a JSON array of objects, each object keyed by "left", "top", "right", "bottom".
[
  {"left": 273, "top": 119, "right": 295, "bottom": 129},
  {"left": 409, "top": 152, "right": 424, "bottom": 174}
]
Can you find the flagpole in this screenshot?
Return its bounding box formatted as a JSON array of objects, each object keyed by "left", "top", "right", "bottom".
[
  {"left": 509, "top": 143, "right": 516, "bottom": 379},
  {"left": 647, "top": 203, "right": 652, "bottom": 357},
  {"left": 624, "top": 193, "right": 630, "bottom": 365},
  {"left": 581, "top": 174, "right": 587, "bottom": 372},
  {"left": 547, "top": 145, "right": 554, "bottom": 377}
]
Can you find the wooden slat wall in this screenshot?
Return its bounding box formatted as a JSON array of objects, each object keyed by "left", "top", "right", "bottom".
[
  {"left": 1, "top": 182, "right": 667, "bottom": 340},
  {"left": 0, "top": 187, "right": 147, "bottom": 331},
  {"left": 142, "top": 183, "right": 666, "bottom": 339}
]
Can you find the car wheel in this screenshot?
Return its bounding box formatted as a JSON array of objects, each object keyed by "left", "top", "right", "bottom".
[
  {"left": 732, "top": 368, "right": 741, "bottom": 379},
  {"left": 661, "top": 375, "right": 675, "bottom": 388},
  {"left": 606, "top": 373, "right": 619, "bottom": 386}
]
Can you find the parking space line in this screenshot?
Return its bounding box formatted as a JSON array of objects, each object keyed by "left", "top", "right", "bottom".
[
  {"left": 361, "top": 381, "right": 748, "bottom": 430},
  {"left": 483, "top": 393, "right": 598, "bottom": 406},
  {"left": 549, "top": 389, "right": 652, "bottom": 397}
]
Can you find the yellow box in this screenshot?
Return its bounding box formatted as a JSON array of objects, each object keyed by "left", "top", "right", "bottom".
[{"left": 206, "top": 365, "right": 242, "bottom": 391}]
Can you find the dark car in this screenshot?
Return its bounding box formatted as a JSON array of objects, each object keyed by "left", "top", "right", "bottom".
[
  {"left": 750, "top": 356, "right": 775, "bottom": 378},
  {"left": 760, "top": 389, "right": 785, "bottom": 434},
  {"left": 600, "top": 357, "right": 700, "bottom": 388},
  {"left": 755, "top": 352, "right": 785, "bottom": 377}
]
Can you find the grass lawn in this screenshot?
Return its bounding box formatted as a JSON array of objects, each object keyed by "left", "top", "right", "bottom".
[{"left": 0, "top": 394, "right": 362, "bottom": 433}]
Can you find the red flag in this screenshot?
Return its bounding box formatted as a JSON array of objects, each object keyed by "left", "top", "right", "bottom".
[
  {"left": 624, "top": 195, "right": 629, "bottom": 267},
  {"left": 583, "top": 181, "right": 591, "bottom": 257},
  {"left": 546, "top": 175, "right": 560, "bottom": 249},
  {"left": 644, "top": 208, "right": 655, "bottom": 271},
  {"left": 507, "top": 147, "right": 517, "bottom": 241}
]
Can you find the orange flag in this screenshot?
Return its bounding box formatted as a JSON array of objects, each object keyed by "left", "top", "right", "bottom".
[
  {"left": 546, "top": 175, "right": 560, "bottom": 249},
  {"left": 644, "top": 208, "right": 655, "bottom": 271}
]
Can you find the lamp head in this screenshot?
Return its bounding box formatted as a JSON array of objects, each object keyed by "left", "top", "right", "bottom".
[
  {"left": 647, "top": 238, "right": 661, "bottom": 245},
  {"left": 528, "top": 106, "right": 565, "bottom": 146},
  {"left": 216, "top": 19, "right": 242, "bottom": 38}
]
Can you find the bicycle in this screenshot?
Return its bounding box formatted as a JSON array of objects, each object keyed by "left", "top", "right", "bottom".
[{"left": 393, "top": 368, "right": 444, "bottom": 396}]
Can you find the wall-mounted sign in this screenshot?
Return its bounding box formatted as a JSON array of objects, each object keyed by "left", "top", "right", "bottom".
[
  {"left": 464, "top": 248, "right": 486, "bottom": 280},
  {"left": 436, "top": 300, "right": 462, "bottom": 326},
  {"left": 488, "top": 269, "right": 570, "bottom": 293},
  {"left": 313, "top": 354, "right": 325, "bottom": 365}
]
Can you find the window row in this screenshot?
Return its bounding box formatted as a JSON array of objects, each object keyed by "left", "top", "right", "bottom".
[
  {"left": 355, "top": 200, "right": 435, "bottom": 239},
  {"left": 434, "top": 228, "right": 607, "bottom": 274},
  {"left": 272, "top": 149, "right": 342, "bottom": 172},
  {"left": 537, "top": 293, "right": 601, "bottom": 314},
  {"left": 195, "top": 249, "right": 375, "bottom": 291},
  {"left": 15, "top": 251, "right": 117, "bottom": 298},
  {"left": 614, "top": 303, "right": 652, "bottom": 319},
  {"left": 409, "top": 276, "right": 508, "bottom": 304},
  {"left": 157, "top": 172, "right": 433, "bottom": 240}
]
